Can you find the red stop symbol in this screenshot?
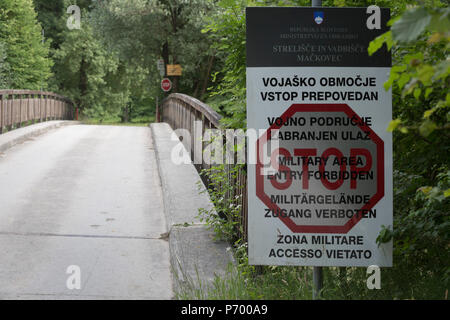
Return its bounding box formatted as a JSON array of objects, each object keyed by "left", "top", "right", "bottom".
[
  {"left": 256, "top": 104, "right": 384, "bottom": 234},
  {"left": 161, "top": 78, "right": 172, "bottom": 92}
]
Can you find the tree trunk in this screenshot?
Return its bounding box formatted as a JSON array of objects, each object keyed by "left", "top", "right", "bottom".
[
  {"left": 200, "top": 55, "right": 215, "bottom": 98},
  {"left": 78, "top": 57, "right": 88, "bottom": 110},
  {"left": 121, "top": 104, "right": 129, "bottom": 123},
  {"left": 162, "top": 42, "right": 169, "bottom": 77}
]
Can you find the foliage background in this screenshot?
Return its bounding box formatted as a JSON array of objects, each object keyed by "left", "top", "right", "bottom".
[{"left": 0, "top": 0, "right": 447, "bottom": 299}]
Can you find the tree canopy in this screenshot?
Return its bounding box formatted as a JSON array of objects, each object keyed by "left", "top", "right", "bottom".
[{"left": 0, "top": 0, "right": 52, "bottom": 89}]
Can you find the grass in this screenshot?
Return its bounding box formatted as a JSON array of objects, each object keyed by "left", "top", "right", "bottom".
[
  {"left": 175, "top": 241, "right": 317, "bottom": 300},
  {"left": 176, "top": 260, "right": 317, "bottom": 300},
  {"left": 176, "top": 252, "right": 449, "bottom": 300},
  {"left": 81, "top": 115, "right": 155, "bottom": 126},
  {"left": 174, "top": 230, "right": 448, "bottom": 300}
]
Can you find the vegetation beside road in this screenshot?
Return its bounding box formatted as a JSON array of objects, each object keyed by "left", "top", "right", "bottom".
[{"left": 0, "top": 0, "right": 448, "bottom": 299}]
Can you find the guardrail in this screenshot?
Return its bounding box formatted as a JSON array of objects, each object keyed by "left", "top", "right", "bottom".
[
  {"left": 0, "top": 90, "right": 75, "bottom": 134},
  {"left": 161, "top": 93, "right": 248, "bottom": 242}
]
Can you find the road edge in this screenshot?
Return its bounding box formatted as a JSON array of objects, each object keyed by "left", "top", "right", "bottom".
[
  {"left": 150, "top": 122, "right": 235, "bottom": 299},
  {"left": 0, "top": 121, "right": 80, "bottom": 153}
]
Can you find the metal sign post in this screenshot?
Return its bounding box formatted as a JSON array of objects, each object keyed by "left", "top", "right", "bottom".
[
  {"left": 313, "top": 266, "right": 323, "bottom": 299},
  {"left": 311, "top": 0, "right": 323, "bottom": 301},
  {"left": 155, "top": 96, "right": 159, "bottom": 123}
]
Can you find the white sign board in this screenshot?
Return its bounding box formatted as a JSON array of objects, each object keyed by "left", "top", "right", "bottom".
[
  {"left": 246, "top": 7, "right": 393, "bottom": 267},
  {"left": 157, "top": 59, "right": 165, "bottom": 77}
]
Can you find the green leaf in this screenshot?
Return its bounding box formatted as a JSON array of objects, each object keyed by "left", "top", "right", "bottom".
[
  {"left": 444, "top": 189, "right": 450, "bottom": 198},
  {"left": 368, "top": 31, "right": 392, "bottom": 56},
  {"left": 376, "top": 225, "right": 393, "bottom": 245},
  {"left": 404, "top": 52, "right": 424, "bottom": 65},
  {"left": 385, "top": 31, "right": 394, "bottom": 51},
  {"left": 333, "top": 0, "right": 346, "bottom": 7},
  {"left": 402, "top": 78, "right": 418, "bottom": 96},
  {"left": 413, "top": 88, "right": 421, "bottom": 100},
  {"left": 368, "top": 34, "right": 385, "bottom": 56},
  {"left": 419, "top": 120, "right": 438, "bottom": 137},
  {"left": 387, "top": 16, "right": 400, "bottom": 27},
  {"left": 387, "top": 119, "right": 401, "bottom": 132},
  {"left": 392, "top": 65, "right": 407, "bottom": 73},
  {"left": 427, "top": 8, "right": 450, "bottom": 33},
  {"left": 423, "top": 108, "right": 435, "bottom": 119},
  {"left": 418, "top": 186, "right": 433, "bottom": 195},
  {"left": 399, "top": 127, "right": 409, "bottom": 134},
  {"left": 417, "top": 65, "right": 435, "bottom": 85},
  {"left": 424, "top": 88, "right": 433, "bottom": 99},
  {"left": 398, "top": 73, "right": 411, "bottom": 90},
  {"left": 391, "top": 7, "right": 432, "bottom": 43},
  {"left": 384, "top": 67, "right": 403, "bottom": 90}
]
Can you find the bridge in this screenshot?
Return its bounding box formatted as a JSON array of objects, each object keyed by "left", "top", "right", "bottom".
[{"left": 0, "top": 90, "right": 242, "bottom": 299}]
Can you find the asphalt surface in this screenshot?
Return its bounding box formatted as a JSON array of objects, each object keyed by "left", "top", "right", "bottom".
[{"left": 0, "top": 125, "right": 172, "bottom": 299}]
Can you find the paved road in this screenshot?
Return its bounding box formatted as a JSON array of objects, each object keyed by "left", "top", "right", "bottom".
[{"left": 0, "top": 125, "right": 172, "bottom": 299}]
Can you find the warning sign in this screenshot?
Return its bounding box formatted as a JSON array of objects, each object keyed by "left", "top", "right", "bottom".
[
  {"left": 167, "top": 64, "right": 182, "bottom": 76},
  {"left": 246, "top": 7, "right": 393, "bottom": 267},
  {"left": 161, "top": 78, "right": 172, "bottom": 92}
]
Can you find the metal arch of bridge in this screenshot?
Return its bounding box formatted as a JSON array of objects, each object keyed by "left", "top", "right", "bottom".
[{"left": 160, "top": 93, "right": 249, "bottom": 242}]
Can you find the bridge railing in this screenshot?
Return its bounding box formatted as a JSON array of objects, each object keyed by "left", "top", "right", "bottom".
[
  {"left": 161, "top": 93, "right": 248, "bottom": 242},
  {"left": 0, "top": 90, "right": 75, "bottom": 134}
]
